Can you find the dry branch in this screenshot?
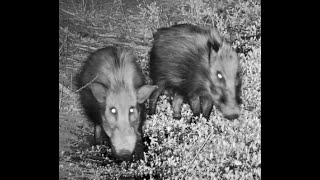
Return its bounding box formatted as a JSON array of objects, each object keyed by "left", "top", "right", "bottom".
[
  {"left": 183, "top": 128, "right": 215, "bottom": 177},
  {"left": 60, "top": 8, "right": 76, "bottom": 16},
  {"left": 59, "top": 82, "right": 74, "bottom": 98},
  {"left": 73, "top": 43, "right": 98, "bottom": 51},
  {"left": 75, "top": 74, "right": 99, "bottom": 93}
]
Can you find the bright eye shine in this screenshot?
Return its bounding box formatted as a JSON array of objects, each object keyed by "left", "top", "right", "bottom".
[
  {"left": 129, "top": 108, "right": 134, "bottom": 113},
  {"left": 111, "top": 108, "right": 117, "bottom": 114},
  {"left": 217, "top": 73, "right": 223, "bottom": 79}
]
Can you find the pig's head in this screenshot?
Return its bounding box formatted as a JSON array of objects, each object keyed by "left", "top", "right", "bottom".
[
  {"left": 90, "top": 83, "right": 158, "bottom": 161},
  {"left": 208, "top": 42, "right": 242, "bottom": 120}
]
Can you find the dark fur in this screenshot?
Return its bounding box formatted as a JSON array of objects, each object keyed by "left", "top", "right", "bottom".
[
  {"left": 78, "top": 46, "right": 157, "bottom": 161},
  {"left": 149, "top": 24, "right": 242, "bottom": 120}
]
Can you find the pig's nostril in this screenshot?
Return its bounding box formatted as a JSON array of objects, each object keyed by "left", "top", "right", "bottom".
[
  {"left": 118, "top": 149, "right": 132, "bottom": 157},
  {"left": 224, "top": 113, "right": 239, "bottom": 120},
  {"left": 114, "top": 149, "right": 133, "bottom": 161}
]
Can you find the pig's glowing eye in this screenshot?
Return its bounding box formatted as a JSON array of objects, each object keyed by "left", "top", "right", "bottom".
[
  {"left": 217, "top": 72, "right": 223, "bottom": 79},
  {"left": 110, "top": 107, "right": 117, "bottom": 114},
  {"left": 129, "top": 107, "right": 135, "bottom": 113}
]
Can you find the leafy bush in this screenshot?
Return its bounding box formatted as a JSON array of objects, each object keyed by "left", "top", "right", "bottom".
[{"left": 135, "top": 0, "right": 261, "bottom": 54}]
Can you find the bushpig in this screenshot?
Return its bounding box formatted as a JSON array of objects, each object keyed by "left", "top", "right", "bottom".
[
  {"left": 78, "top": 46, "right": 157, "bottom": 161},
  {"left": 149, "top": 24, "right": 241, "bottom": 120}
]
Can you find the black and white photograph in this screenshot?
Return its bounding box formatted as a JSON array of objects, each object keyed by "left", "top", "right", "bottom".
[{"left": 59, "top": 0, "right": 261, "bottom": 179}]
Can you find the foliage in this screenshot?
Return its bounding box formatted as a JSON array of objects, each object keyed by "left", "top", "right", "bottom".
[{"left": 135, "top": 0, "right": 261, "bottom": 54}]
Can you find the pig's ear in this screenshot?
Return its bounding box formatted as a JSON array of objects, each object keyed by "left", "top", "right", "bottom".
[
  {"left": 90, "top": 83, "right": 107, "bottom": 103},
  {"left": 136, "top": 85, "right": 158, "bottom": 104}
]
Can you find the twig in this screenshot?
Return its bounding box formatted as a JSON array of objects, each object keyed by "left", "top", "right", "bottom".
[
  {"left": 59, "top": 85, "right": 63, "bottom": 110},
  {"left": 116, "top": 172, "right": 124, "bottom": 180},
  {"left": 59, "top": 73, "right": 94, "bottom": 100},
  {"left": 183, "top": 128, "right": 215, "bottom": 177},
  {"left": 95, "top": 33, "right": 118, "bottom": 38},
  {"left": 86, "top": 26, "right": 109, "bottom": 30},
  {"left": 75, "top": 74, "right": 99, "bottom": 93},
  {"left": 59, "top": 8, "right": 76, "bottom": 16},
  {"left": 59, "top": 26, "right": 77, "bottom": 37},
  {"left": 73, "top": 43, "right": 98, "bottom": 51},
  {"left": 59, "top": 27, "right": 69, "bottom": 56},
  {"left": 59, "top": 83, "right": 73, "bottom": 97},
  {"left": 70, "top": 64, "right": 73, "bottom": 91}
]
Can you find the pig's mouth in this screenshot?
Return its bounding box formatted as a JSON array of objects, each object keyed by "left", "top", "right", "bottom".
[
  {"left": 110, "top": 138, "right": 145, "bottom": 162},
  {"left": 112, "top": 149, "right": 134, "bottom": 161},
  {"left": 109, "top": 141, "right": 135, "bottom": 161},
  {"left": 219, "top": 104, "right": 240, "bottom": 120},
  {"left": 214, "top": 102, "right": 240, "bottom": 120}
]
